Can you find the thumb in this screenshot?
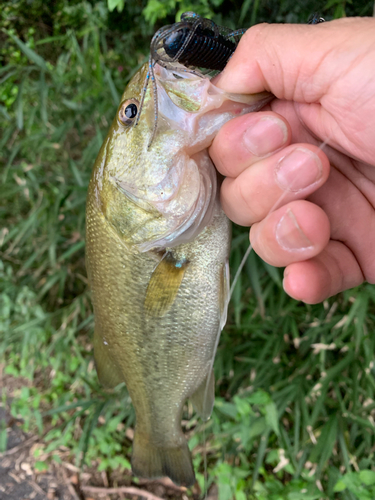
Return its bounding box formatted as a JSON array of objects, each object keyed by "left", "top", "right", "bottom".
[{"left": 216, "top": 18, "right": 374, "bottom": 102}]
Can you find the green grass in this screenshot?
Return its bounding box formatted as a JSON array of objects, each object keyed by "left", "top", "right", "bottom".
[{"left": 1, "top": 1, "right": 375, "bottom": 499}]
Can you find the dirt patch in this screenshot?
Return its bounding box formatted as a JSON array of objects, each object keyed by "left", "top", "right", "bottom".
[{"left": 0, "top": 405, "right": 74, "bottom": 500}]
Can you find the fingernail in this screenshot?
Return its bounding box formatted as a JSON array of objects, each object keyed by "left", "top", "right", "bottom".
[
  {"left": 282, "top": 268, "right": 289, "bottom": 291},
  {"left": 276, "top": 209, "right": 313, "bottom": 251},
  {"left": 243, "top": 116, "right": 288, "bottom": 156},
  {"left": 275, "top": 147, "right": 322, "bottom": 192}
]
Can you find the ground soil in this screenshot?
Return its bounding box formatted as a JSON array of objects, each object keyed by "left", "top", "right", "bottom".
[{"left": 0, "top": 404, "right": 73, "bottom": 500}]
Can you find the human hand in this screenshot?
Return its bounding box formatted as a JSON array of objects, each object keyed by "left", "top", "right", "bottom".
[{"left": 209, "top": 18, "right": 375, "bottom": 304}]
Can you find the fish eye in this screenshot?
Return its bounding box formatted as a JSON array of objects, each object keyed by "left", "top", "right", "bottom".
[{"left": 119, "top": 99, "right": 139, "bottom": 125}]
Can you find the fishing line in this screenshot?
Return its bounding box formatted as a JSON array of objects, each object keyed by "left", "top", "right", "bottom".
[
  {"left": 229, "top": 242, "right": 253, "bottom": 298},
  {"left": 202, "top": 423, "right": 208, "bottom": 500}
]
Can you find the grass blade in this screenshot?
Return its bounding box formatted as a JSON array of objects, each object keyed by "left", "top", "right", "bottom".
[{"left": 7, "top": 32, "right": 48, "bottom": 71}]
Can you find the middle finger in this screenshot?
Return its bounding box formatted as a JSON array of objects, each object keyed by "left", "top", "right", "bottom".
[{"left": 220, "top": 143, "right": 330, "bottom": 226}]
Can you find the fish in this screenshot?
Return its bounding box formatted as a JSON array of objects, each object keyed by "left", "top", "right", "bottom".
[{"left": 85, "top": 60, "right": 272, "bottom": 487}]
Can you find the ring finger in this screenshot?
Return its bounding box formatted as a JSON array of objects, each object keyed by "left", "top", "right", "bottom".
[{"left": 250, "top": 200, "right": 331, "bottom": 267}]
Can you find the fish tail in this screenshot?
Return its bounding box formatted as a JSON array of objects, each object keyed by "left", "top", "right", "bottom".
[{"left": 131, "top": 430, "right": 195, "bottom": 487}]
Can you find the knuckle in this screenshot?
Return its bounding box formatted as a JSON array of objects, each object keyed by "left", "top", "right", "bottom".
[{"left": 237, "top": 181, "right": 259, "bottom": 223}]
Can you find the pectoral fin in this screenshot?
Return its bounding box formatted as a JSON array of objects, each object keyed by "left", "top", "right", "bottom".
[
  {"left": 190, "top": 369, "right": 215, "bottom": 421},
  {"left": 93, "top": 329, "right": 124, "bottom": 389},
  {"left": 144, "top": 253, "right": 189, "bottom": 318}
]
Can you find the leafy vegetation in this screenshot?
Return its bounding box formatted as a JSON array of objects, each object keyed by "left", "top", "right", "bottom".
[{"left": 1, "top": 0, "right": 375, "bottom": 499}]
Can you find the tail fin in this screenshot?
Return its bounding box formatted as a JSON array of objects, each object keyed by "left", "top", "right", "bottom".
[{"left": 131, "top": 430, "right": 195, "bottom": 487}]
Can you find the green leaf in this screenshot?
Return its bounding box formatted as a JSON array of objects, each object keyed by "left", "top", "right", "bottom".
[
  {"left": 308, "top": 415, "right": 337, "bottom": 466},
  {"left": 57, "top": 241, "right": 85, "bottom": 263},
  {"left": 218, "top": 483, "right": 232, "bottom": 500},
  {"left": 250, "top": 0, "right": 261, "bottom": 25},
  {"left": 235, "top": 490, "right": 247, "bottom": 500},
  {"left": 324, "top": 0, "right": 343, "bottom": 7},
  {"left": 16, "top": 80, "right": 24, "bottom": 130},
  {"left": 34, "top": 461, "right": 48, "bottom": 471},
  {"left": 7, "top": 32, "right": 48, "bottom": 71},
  {"left": 0, "top": 422, "right": 7, "bottom": 453},
  {"left": 359, "top": 470, "right": 375, "bottom": 486},
  {"left": 239, "top": 0, "right": 253, "bottom": 24},
  {"left": 265, "top": 401, "right": 280, "bottom": 436},
  {"left": 79, "top": 401, "right": 107, "bottom": 467},
  {"left": 248, "top": 390, "right": 271, "bottom": 406},
  {"left": 252, "top": 429, "right": 270, "bottom": 487},
  {"left": 246, "top": 251, "right": 264, "bottom": 316},
  {"left": 262, "top": 261, "right": 282, "bottom": 286},
  {"left": 215, "top": 400, "right": 238, "bottom": 419},
  {"left": 108, "top": 0, "right": 125, "bottom": 12},
  {"left": 62, "top": 98, "right": 82, "bottom": 110},
  {"left": 333, "top": 480, "right": 347, "bottom": 492},
  {"left": 247, "top": 417, "right": 266, "bottom": 440},
  {"left": 43, "top": 400, "right": 95, "bottom": 417},
  {"left": 0, "top": 105, "right": 10, "bottom": 120},
  {"left": 104, "top": 68, "right": 120, "bottom": 105}
]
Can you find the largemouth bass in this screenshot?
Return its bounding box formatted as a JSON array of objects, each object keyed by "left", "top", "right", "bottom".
[{"left": 86, "top": 62, "right": 271, "bottom": 486}]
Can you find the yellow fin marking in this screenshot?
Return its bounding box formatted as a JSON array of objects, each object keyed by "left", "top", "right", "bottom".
[{"left": 144, "top": 254, "right": 189, "bottom": 318}]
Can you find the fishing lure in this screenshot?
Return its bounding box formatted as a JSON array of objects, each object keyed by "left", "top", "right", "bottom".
[
  {"left": 135, "top": 12, "right": 247, "bottom": 147},
  {"left": 308, "top": 14, "right": 325, "bottom": 24}
]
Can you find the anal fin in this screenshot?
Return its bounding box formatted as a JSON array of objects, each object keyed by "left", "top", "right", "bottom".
[
  {"left": 93, "top": 329, "right": 124, "bottom": 389},
  {"left": 190, "top": 369, "right": 215, "bottom": 421}
]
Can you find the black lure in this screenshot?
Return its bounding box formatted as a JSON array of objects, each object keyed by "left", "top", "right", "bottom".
[
  {"left": 135, "top": 12, "right": 246, "bottom": 148},
  {"left": 162, "top": 25, "right": 235, "bottom": 71},
  {"left": 154, "top": 11, "right": 245, "bottom": 72},
  {"left": 308, "top": 14, "right": 325, "bottom": 24}
]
